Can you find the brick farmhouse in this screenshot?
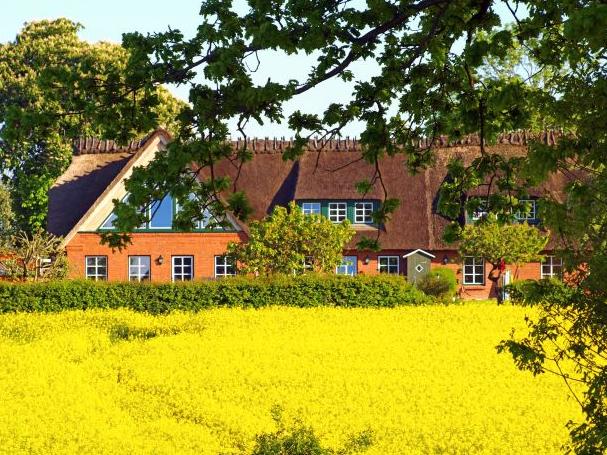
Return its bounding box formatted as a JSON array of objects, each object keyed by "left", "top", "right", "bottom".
[{"left": 47, "top": 129, "right": 569, "bottom": 299}]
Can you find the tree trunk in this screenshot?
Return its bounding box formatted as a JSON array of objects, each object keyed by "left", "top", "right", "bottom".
[
  {"left": 490, "top": 275, "right": 503, "bottom": 304},
  {"left": 488, "top": 264, "right": 503, "bottom": 305}
]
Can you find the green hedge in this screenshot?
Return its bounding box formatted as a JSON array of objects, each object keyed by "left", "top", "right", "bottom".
[{"left": 0, "top": 274, "right": 432, "bottom": 314}]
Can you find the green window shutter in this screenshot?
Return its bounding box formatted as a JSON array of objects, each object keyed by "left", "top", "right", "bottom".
[
  {"left": 347, "top": 202, "right": 355, "bottom": 223},
  {"left": 321, "top": 201, "right": 329, "bottom": 218}
]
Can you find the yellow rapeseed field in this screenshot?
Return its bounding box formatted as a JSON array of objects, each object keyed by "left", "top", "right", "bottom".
[{"left": 0, "top": 303, "right": 580, "bottom": 454}]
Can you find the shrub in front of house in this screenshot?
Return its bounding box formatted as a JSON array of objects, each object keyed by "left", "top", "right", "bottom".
[
  {"left": 0, "top": 274, "right": 432, "bottom": 314},
  {"left": 416, "top": 267, "right": 458, "bottom": 302}
]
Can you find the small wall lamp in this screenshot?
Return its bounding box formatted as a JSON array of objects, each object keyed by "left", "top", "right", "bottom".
[
  {"left": 364, "top": 255, "right": 370, "bottom": 265},
  {"left": 156, "top": 255, "right": 164, "bottom": 266},
  {"left": 442, "top": 256, "right": 449, "bottom": 265}
]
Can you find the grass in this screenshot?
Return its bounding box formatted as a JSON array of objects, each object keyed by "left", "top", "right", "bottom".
[{"left": 0, "top": 303, "right": 580, "bottom": 454}]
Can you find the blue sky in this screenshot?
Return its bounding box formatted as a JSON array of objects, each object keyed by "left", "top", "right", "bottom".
[{"left": 3, "top": 1, "right": 517, "bottom": 137}]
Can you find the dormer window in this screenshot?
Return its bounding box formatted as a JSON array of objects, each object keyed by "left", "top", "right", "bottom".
[
  {"left": 302, "top": 202, "right": 321, "bottom": 215},
  {"left": 515, "top": 199, "right": 538, "bottom": 222},
  {"left": 328, "top": 202, "right": 347, "bottom": 223},
  {"left": 471, "top": 200, "right": 488, "bottom": 221},
  {"left": 149, "top": 195, "right": 173, "bottom": 229},
  {"left": 99, "top": 193, "right": 232, "bottom": 232},
  {"left": 296, "top": 200, "right": 379, "bottom": 225},
  {"left": 354, "top": 202, "right": 374, "bottom": 224}
]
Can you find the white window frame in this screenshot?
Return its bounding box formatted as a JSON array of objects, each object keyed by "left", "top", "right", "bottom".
[
  {"left": 215, "top": 255, "right": 236, "bottom": 278},
  {"left": 303, "top": 256, "right": 314, "bottom": 272},
  {"left": 172, "top": 256, "right": 194, "bottom": 281},
  {"left": 129, "top": 256, "right": 151, "bottom": 282},
  {"left": 301, "top": 202, "right": 321, "bottom": 216},
  {"left": 328, "top": 202, "right": 347, "bottom": 223},
  {"left": 515, "top": 199, "right": 538, "bottom": 221},
  {"left": 378, "top": 256, "right": 399, "bottom": 274},
  {"left": 176, "top": 195, "right": 224, "bottom": 230},
  {"left": 85, "top": 256, "right": 107, "bottom": 281},
  {"left": 471, "top": 205, "right": 488, "bottom": 221},
  {"left": 463, "top": 256, "right": 485, "bottom": 285},
  {"left": 336, "top": 256, "right": 358, "bottom": 276},
  {"left": 541, "top": 255, "right": 562, "bottom": 279},
  {"left": 354, "top": 202, "right": 374, "bottom": 224}
]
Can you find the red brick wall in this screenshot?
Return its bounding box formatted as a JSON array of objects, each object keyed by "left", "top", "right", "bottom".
[
  {"left": 66, "top": 232, "right": 246, "bottom": 281},
  {"left": 67, "top": 235, "right": 547, "bottom": 299},
  {"left": 343, "top": 249, "right": 406, "bottom": 276},
  {"left": 345, "top": 249, "right": 545, "bottom": 300},
  {"left": 431, "top": 250, "right": 545, "bottom": 300}
]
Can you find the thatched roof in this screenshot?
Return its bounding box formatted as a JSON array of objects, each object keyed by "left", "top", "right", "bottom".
[{"left": 49, "top": 129, "right": 572, "bottom": 250}]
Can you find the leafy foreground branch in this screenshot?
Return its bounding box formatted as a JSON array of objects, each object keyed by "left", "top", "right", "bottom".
[{"left": 498, "top": 279, "right": 607, "bottom": 454}]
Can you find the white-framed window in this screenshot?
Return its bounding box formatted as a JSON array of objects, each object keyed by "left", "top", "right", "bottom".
[
  {"left": 85, "top": 256, "right": 107, "bottom": 281},
  {"left": 303, "top": 256, "right": 314, "bottom": 272},
  {"left": 471, "top": 205, "right": 487, "bottom": 221},
  {"left": 336, "top": 256, "right": 357, "bottom": 276},
  {"left": 378, "top": 256, "right": 399, "bottom": 274},
  {"left": 463, "top": 256, "right": 484, "bottom": 285},
  {"left": 328, "top": 202, "right": 347, "bottom": 223},
  {"left": 129, "top": 256, "right": 151, "bottom": 282},
  {"left": 354, "top": 202, "right": 374, "bottom": 224},
  {"left": 515, "top": 199, "right": 538, "bottom": 221},
  {"left": 541, "top": 256, "right": 562, "bottom": 279},
  {"left": 301, "top": 202, "right": 321, "bottom": 215},
  {"left": 176, "top": 195, "right": 224, "bottom": 230},
  {"left": 172, "top": 256, "right": 194, "bottom": 281},
  {"left": 215, "top": 255, "right": 236, "bottom": 278},
  {"left": 100, "top": 212, "right": 117, "bottom": 230}
]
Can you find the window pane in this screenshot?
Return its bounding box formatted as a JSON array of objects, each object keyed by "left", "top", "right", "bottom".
[
  {"left": 336, "top": 256, "right": 357, "bottom": 276},
  {"left": 328, "top": 203, "right": 346, "bottom": 222},
  {"left": 86, "top": 256, "right": 107, "bottom": 280},
  {"left": 100, "top": 212, "right": 117, "bottom": 229},
  {"left": 302, "top": 202, "right": 321, "bottom": 215},
  {"left": 355, "top": 202, "right": 373, "bottom": 223},
  {"left": 215, "top": 256, "right": 236, "bottom": 277},
  {"left": 129, "top": 256, "right": 150, "bottom": 281},
  {"left": 516, "top": 199, "right": 537, "bottom": 220},
  {"left": 463, "top": 256, "right": 483, "bottom": 284},
  {"left": 172, "top": 256, "right": 193, "bottom": 281},
  {"left": 378, "top": 256, "right": 398, "bottom": 274},
  {"left": 150, "top": 195, "right": 173, "bottom": 228}
]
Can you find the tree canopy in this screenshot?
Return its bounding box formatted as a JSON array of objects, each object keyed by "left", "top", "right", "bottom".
[
  {"left": 227, "top": 202, "right": 354, "bottom": 275},
  {"left": 458, "top": 218, "right": 548, "bottom": 303},
  {"left": 0, "top": 19, "right": 186, "bottom": 232}
]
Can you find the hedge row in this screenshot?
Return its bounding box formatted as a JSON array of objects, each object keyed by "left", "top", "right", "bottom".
[{"left": 0, "top": 274, "right": 432, "bottom": 314}]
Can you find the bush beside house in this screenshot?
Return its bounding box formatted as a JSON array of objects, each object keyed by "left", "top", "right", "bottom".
[{"left": 416, "top": 267, "right": 458, "bottom": 302}]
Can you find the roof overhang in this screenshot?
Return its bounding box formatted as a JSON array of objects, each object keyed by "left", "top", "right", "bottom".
[{"left": 402, "top": 249, "right": 436, "bottom": 259}]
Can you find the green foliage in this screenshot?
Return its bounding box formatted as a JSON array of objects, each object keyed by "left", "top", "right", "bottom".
[
  {"left": 459, "top": 219, "right": 547, "bottom": 303},
  {"left": 228, "top": 202, "right": 354, "bottom": 275},
  {"left": 0, "top": 274, "right": 431, "bottom": 314},
  {"left": 0, "top": 183, "right": 15, "bottom": 248},
  {"left": 355, "top": 236, "right": 381, "bottom": 252},
  {"left": 0, "top": 19, "right": 186, "bottom": 232},
  {"left": 252, "top": 406, "right": 372, "bottom": 455},
  {"left": 416, "top": 267, "right": 457, "bottom": 302},
  {"left": 459, "top": 220, "right": 548, "bottom": 267}
]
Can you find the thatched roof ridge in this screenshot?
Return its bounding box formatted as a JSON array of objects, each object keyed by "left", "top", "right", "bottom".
[{"left": 229, "top": 130, "right": 568, "bottom": 153}]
